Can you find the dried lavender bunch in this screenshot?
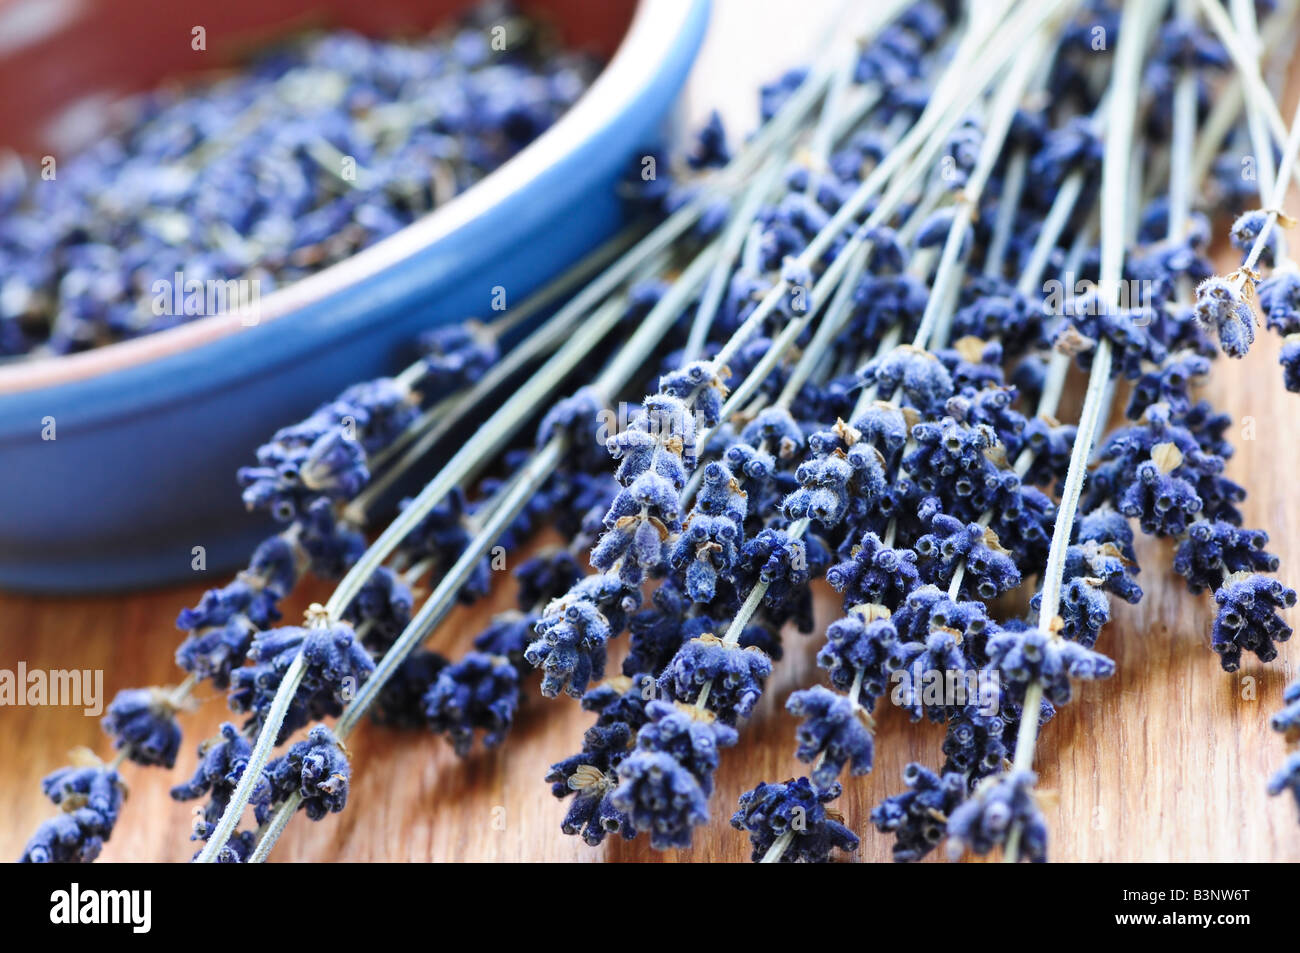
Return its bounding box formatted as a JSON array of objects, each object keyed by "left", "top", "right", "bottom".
[
  {"left": 203, "top": 92, "right": 832, "bottom": 860},
  {"left": 0, "top": 1, "right": 595, "bottom": 356},
  {"left": 543, "top": 0, "right": 1298, "bottom": 864},
  {"left": 540, "top": 0, "right": 1108, "bottom": 860}
]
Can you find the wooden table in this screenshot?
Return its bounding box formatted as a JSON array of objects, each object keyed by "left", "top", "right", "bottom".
[{"left": 4, "top": 1, "right": 1300, "bottom": 863}]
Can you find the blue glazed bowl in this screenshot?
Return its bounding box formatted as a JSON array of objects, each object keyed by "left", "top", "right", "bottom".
[{"left": 0, "top": 0, "right": 708, "bottom": 592}]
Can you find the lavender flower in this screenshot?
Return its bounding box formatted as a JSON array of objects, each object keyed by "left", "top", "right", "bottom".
[
  {"left": 731, "top": 777, "right": 859, "bottom": 862},
  {"left": 611, "top": 701, "right": 738, "bottom": 849},
  {"left": 657, "top": 634, "right": 772, "bottom": 724},
  {"left": 228, "top": 619, "right": 374, "bottom": 742},
  {"left": 1194, "top": 277, "right": 1256, "bottom": 357},
  {"left": 817, "top": 612, "right": 898, "bottom": 704},
  {"left": 547, "top": 676, "right": 653, "bottom": 846},
  {"left": 945, "top": 770, "right": 1047, "bottom": 862},
  {"left": 787, "top": 686, "right": 874, "bottom": 788},
  {"left": 170, "top": 724, "right": 271, "bottom": 841},
  {"left": 983, "top": 622, "right": 1115, "bottom": 706},
  {"left": 423, "top": 652, "right": 521, "bottom": 755},
  {"left": 267, "top": 725, "right": 351, "bottom": 821},
  {"left": 872, "top": 763, "right": 968, "bottom": 863},
  {"left": 101, "top": 688, "right": 184, "bottom": 768},
  {"left": 1210, "top": 573, "right": 1296, "bottom": 670}
]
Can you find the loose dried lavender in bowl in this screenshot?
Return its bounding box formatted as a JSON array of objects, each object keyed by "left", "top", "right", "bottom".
[
  {"left": 0, "top": 4, "right": 595, "bottom": 356},
  {"left": 17, "top": 0, "right": 1300, "bottom": 864}
]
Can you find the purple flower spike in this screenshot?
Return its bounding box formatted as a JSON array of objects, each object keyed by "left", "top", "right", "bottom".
[{"left": 732, "top": 777, "right": 858, "bottom": 862}]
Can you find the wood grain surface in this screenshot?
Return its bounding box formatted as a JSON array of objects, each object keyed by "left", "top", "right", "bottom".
[{"left": 4, "top": 2, "right": 1300, "bottom": 863}]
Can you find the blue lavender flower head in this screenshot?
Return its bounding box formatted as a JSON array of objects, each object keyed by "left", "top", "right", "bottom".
[
  {"left": 851, "top": 400, "right": 910, "bottom": 455},
  {"left": 951, "top": 291, "right": 1042, "bottom": 356},
  {"left": 537, "top": 387, "right": 607, "bottom": 469},
  {"left": 238, "top": 426, "right": 369, "bottom": 522},
  {"left": 826, "top": 531, "right": 919, "bottom": 611},
  {"left": 787, "top": 686, "right": 874, "bottom": 789},
  {"left": 984, "top": 621, "right": 1114, "bottom": 706},
  {"left": 784, "top": 450, "right": 857, "bottom": 526},
  {"left": 175, "top": 580, "right": 273, "bottom": 688},
  {"left": 943, "top": 707, "right": 1010, "bottom": 781},
  {"left": 345, "top": 566, "right": 413, "bottom": 652},
  {"left": 658, "top": 634, "right": 772, "bottom": 724},
  {"left": 670, "top": 461, "right": 746, "bottom": 602},
  {"left": 21, "top": 806, "right": 118, "bottom": 863},
  {"left": 740, "top": 406, "right": 803, "bottom": 459},
  {"left": 296, "top": 498, "right": 366, "bottom": 577},
  {"left": 1027, "top": 115, "right": 1101, "bottom": 201},
  {"left": 817, "top": 611, "right": 898, "bottom": 704},
  {"left": 593, "top": 470, "right": 682, "bottom": 582},
  {"left": 915, "top": 510, "right": 1021, "bottom": 600},
  {"left": 1268, "top": 752, "right": 1300, "bottom": 819},
  {"left": 611, "top": 700, "right": 738, "bottom": 849},
  {"left": 547, "top": 675, "right": 653, "bottom": 845},
  {"left": 871, "top": 762, "right": 968, "bottom": 863},
  {"left": 229, "top": 619, "right": 374, "bottom": 742},
  {"left": 1282, "top": 337, "right": 1300, "bottom": 393},
  {"left": 659, "top": 362, "right": 728, "bottom": 428},
  {"left": 739, "top": 526, "right": 818, "bottom": 627},
  {"left": 102, "top": 687, "right": 183, "bottom": 768},
  {"left": 528, "top": 572, "right": 636, "bottom": 698},
  {"left": 888, "top": 625, "right": 972, "bottom": 723},
  {"left": 266, "top": 724, "right": 350, "bottom": 821},
  {"left": 1116, "top": 442, "right": 1205, "bottom": 538},
  {"left": 862, "top": 346, "right": 955, "bottom": 414},
  {"left": 1211, "top": 572, "right": 1296, "bottom": 670},
  {"left": 1195, "top": 276, "right": 1256, "bottom": 357},
  {"left": 423, "top": 651, "right": 520, "bottom": 755},
  {"left": 1174, "top": 520, "right": 1278, "bottom": 595},
  {"left": 420, "top": 324, "right": 498, "bottom": 385},
  {"left": 1230, "top": 210, "right": 1280, "bottom": 269},
  {"left": 370, "top": 649, "right": 449, "bottom": 729},
  {"left": 1019, "top": 415, "right": 1077, "bottom": 486},
  {"left": 1260, "top": 270, "right": 1300, "bottom": 335},
  {"left": 171, "top": 723, "right": 271, "bottom": 839},
  {"left": 731, "top": 777, "right": 859, "bottom": 862},
  {"left": 945, "top": 770, "right": 1047, "bottom": 862},
  {"left": 888, "top": 582, "right": 990, "bottom": 647},
  {"left": 41, "top": 764, "right": 125, "bottom": 821},
  {"left": 1126, "top": 353, "right": 1210, "bottom": 418},
  {"left": 940, "top": 117, "right": 982, "bottom": 191},
  {"left": 1272, "top": 678, "right": 1300, "bottom": 738},
  {"left": 611, "top": 750, "right": 708, "bottom": 850},
  {"left": 513, "top": 549, "right": 584, "bottom": 609},
  {"left": 686, "top": 109, "right": 730, "bottom": 169},
  {"left": 1056, "top": 301, "right": 1167, "bottom": 380}
]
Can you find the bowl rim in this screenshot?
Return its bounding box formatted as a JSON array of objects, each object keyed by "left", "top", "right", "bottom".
[{"left": 0, "top": 0, "right": 693, "bottom": 396}]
